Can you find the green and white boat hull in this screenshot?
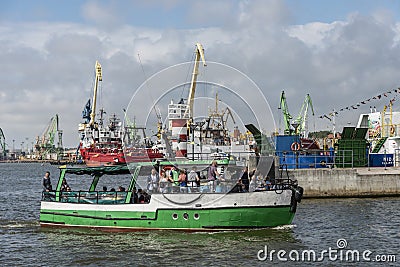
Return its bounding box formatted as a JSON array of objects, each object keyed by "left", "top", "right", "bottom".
[{"left": 40, "top": 190, "right": 297, "bottom": 231}]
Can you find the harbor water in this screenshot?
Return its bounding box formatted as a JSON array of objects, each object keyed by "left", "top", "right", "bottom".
[{"left": 0, "top": 163, "right": 398, "bottom": 266}]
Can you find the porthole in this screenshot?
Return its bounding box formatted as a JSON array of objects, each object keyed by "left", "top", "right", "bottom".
[
  {"left": 172, "top": 213, "right": 178, "bottom": 220},
  {"left": 183, "top": 212, "right": 189, "bottom": 220},
  {"left": 194, "top": 213, "right": 200, "bottom": 220}
]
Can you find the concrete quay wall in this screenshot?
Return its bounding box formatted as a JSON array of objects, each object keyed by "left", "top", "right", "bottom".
[{"left": 291, "top": 167, "right": 400, "bottom": 198}]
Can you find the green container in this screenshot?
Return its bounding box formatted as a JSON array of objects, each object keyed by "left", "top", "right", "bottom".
[{"left": 334, "top": 139, "right": 368, "bottom": 168}]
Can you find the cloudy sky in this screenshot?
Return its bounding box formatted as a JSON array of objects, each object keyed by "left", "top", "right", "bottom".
[{"left": 1, "top": 0, "right": 400, "bottom": 149}]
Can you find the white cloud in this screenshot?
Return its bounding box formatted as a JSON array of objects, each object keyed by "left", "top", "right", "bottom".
[
  {"left": 81, "top": 1, "right": 121, "bottom": 28},
  {"left": 286, "top": 21, "right": 346, "bottom": 49}
]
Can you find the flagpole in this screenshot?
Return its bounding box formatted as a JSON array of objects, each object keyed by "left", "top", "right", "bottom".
[{"left": 332, "top": 109, "right": 336, "bottom": 141}]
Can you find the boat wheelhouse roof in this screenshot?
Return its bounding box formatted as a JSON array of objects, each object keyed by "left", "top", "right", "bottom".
[{"left": 59, "top": 164, "right": 132, "bottom": 175}]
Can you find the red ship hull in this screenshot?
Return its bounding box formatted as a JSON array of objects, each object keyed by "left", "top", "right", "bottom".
[
  {"left": 124, "top": 147, "right": 164, "bottom": 163},
  {"left": 80, "top": 147, "right": 164, "bottom": 166},
  {"left": 79, "top": 148, "right": 126, "bottom": 167}
]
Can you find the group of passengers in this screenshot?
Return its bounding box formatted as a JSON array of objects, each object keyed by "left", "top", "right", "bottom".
[
  {"left": 147, "top": 166, "right": 202, "bottom": 194},
  {"left": 145, "top": 161, "right": 266, "bottom": 194},
  {"left": 42, "top": 161, "right": 280, "bottom": 203}
]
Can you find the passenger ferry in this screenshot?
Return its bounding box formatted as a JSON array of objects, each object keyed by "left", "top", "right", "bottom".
[{"left": 39, "top": 156, "right": 303, "bottom": 231}]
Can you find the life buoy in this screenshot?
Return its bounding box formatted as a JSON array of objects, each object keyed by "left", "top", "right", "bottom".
[
  {"left": 390, "top": 126, "right": 395, "bottom": 135},
  {"left": 291, "top": 142, "right": 300, "bottom": 151}
]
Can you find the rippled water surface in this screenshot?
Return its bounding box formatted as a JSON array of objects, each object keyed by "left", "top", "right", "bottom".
[{"left": 0, "top": 163, "right": 399, "bottom": 266}]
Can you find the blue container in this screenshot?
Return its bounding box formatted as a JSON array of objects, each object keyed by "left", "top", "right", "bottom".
[
  {"left": 369, "top": 153, "right": 394, "bottom": 167},
  {"left": 278, "top": 152, "right": 331, "bottom": 169}
]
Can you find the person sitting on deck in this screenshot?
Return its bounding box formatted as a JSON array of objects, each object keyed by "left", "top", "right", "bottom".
[
  {"left": 239, "top": 167, "right": 255, "bottom": 192},
  {"left": 264, "top": 176, "right": 272, "bottom": 190},
  {"left": 229, "top": 179, "right": 244, "bottom": 193},
  {"left": 138, "top": 189, "right": 144, "bottom": 203},
  {"left": 118, "top": 186, "right": 125, "bottom": 192},
  {"left": 131, "top": 187, "right": 138, "bottom": 203},
  {"left": 143, "top": 190, "right": 151, "bottom": 203},
  {"left": 60, "top": 178, "right": 70, "bottom": 191}
]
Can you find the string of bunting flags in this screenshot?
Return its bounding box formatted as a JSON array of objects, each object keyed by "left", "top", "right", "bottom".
[{"left": 318, "top": 88, "right": 400, "bottom": 121}]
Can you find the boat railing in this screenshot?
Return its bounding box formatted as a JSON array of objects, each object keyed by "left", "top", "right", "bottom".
[
  {"left": 42, "top": 191, "right": 129, "bottom": 204},
  {"left": 156, "top": 176, "right": 295, "bottom": 194}
]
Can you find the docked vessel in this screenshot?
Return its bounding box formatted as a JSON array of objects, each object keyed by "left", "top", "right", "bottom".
[
  {"left": 39, "top": 157, "right": 303, "bottom": 231},
  {"left": 78, "top": 61, "right": 164, "bottom": 166}
]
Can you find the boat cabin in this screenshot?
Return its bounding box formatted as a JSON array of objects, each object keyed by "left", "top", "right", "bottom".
[{"left": 42, "top": 156, "right": 287, "bottom": 205}]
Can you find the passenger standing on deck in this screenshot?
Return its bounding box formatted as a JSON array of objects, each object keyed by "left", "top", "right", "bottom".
[
  {"left": 147, "top": 168, "right": 159, "bottom": 193},
  {"left": 178, "top": 169, "right": 188, "bottom": 193},
  {"left": 187, "top": 166, "right": 200, "bottom": 192},
  {"left": 159, "top": 171, "right": 171, "bottom": 193},
  {"left": 42, "top": 171, "right": 52, "bottom": 192},
  {"left": 208, "top": 161, "right": 220, "bottom": 192},
  {"left": 170, "top": 166, "right": 180, "bottom": 192}
]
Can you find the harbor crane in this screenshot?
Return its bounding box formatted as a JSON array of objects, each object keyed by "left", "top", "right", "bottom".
[
  {"left": 294, "top": 94, "right": 314, "bottom": 137},
  {"left": 35, "top": 114, "right": 63, "bottom": 159},
  {"left": 185, "top": 42, "right": 207, "bottom": 125},
  {"left": 278, "top": 91, "right": 314, "bottom": 137},
  {"left": 278, "top": 90, "right": 293, "bottom": 135},
  {"left": 89, "top": 61, "right": 102, "bottom": 127}
]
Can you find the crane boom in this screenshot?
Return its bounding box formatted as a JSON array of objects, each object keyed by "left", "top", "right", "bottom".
[
  {"left": 295, "top": 94, "right": 314, "bottom": 137},
  {"left": 278, "top": 90, "right": 292, "bottom": 135},
  {"left": 89, "top": 61, "right": 102, "bottom": 127},
  {"left": 186, "top": 43, "right": 206, "bottom": 119},
  {"left": 35, "top": 114, "right": 63, "bottom": 159}
]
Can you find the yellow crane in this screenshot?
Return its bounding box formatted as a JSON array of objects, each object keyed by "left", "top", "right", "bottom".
[
  {"left": 185, "top": 43, "right": 206, "bottom": 122},
  {"left": 89, "top": 61, "right": 102, "bottom": 127}
]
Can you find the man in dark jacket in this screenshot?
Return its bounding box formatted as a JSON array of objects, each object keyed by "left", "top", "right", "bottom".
[{"left": 42, "top": 171, "right": 52, "bottom": 192}]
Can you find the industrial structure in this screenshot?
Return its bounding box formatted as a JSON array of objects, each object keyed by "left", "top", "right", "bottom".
[
  {"left": 278, "top": 91, "right": 315, "bottom": 137},
  {"left": 276, "top": 91, "right": 325, "bottom": 169},
  {"left": 34, "top": 114, "right": 63, "bottom": 160}
]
